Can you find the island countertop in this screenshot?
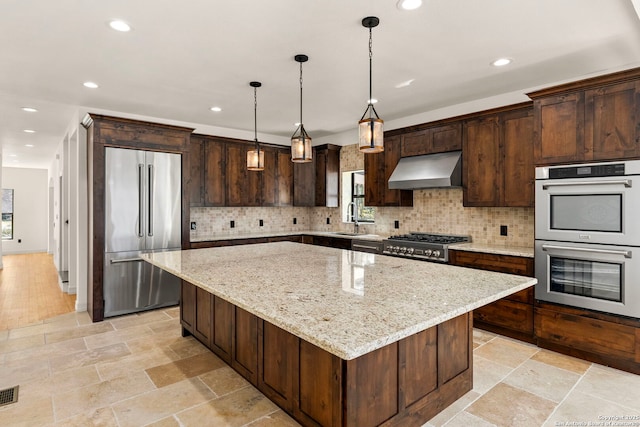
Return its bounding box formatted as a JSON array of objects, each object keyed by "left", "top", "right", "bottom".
[{"left": 143, "top": 242, "right": 536, "bottom": 360}]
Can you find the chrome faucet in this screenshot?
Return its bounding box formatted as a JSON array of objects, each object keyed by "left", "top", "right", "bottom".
[{"left": 347, "top": 202, "right": 359, "bottom": 234}]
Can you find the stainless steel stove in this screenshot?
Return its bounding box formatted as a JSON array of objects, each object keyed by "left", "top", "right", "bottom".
[{"left": 382, "top": 232, "right": 471, "bottom": 263}]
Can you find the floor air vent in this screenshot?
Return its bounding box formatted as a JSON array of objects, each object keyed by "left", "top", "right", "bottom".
[{"left": 0, "top": 386, "right": 19, "bottom": 407}]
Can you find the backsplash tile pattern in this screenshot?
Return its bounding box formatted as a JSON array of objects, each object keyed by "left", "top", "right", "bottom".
[{"left": 190, "top": 143, "right": 534, "bottom": 248}]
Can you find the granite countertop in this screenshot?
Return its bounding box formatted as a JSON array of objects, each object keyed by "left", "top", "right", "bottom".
[
  {"left": 144, "top": 242, "right": 535, "bottom": 360},
  {"left": 451, "top": 243, "right": 534, "bottom": 258},
  {"left": 190, "top": 230, "right": 384, "bottom": 243}
]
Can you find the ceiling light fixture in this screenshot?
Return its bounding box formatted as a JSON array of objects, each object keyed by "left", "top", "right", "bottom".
[
  {"left": 109, "top": 20, "right": 131, "bottom": 32},
  {"left": 291, "top": 54, "right": 312, "bottom": 163},
  {"left": 21, "top": 107, "right": 38, "bottom": 112},
  {"left": 491, "top": 58, "right": 512, "bottom": 67},
  {"left": 395, "top": 78, "right": 415, "bottom": 88},
  {"left": 23, "top": 129, "right": 35, "bottom": 133},
  {"left": 210, "top": 106, "right": 222, "bottom": 112},
  {"left": 397, "top": 0, "right": 423, "bottom": 10},
  {"left": 247, "top": 81, "right": 265, "bottom": 171},
  {"left": 358, "top": 16, "right": 384, "bottom": 153},
  {"left": 83, "top": 81, "right": 99, "bottom": 89},
  {"left": 25, "top": 144, "right": 34, "bottom": 148}
]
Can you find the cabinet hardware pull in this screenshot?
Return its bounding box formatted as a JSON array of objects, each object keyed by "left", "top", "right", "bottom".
[
  {"left": 541, "top": 244, "right": 631, "bottom": 258},
  {"left": 542, "top": 179, "right": 631, "bottom": 189}
]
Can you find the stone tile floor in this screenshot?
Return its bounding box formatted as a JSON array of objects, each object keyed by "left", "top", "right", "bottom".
[{"left": 0, "top": 307, "right": 639, "bottom": 426}]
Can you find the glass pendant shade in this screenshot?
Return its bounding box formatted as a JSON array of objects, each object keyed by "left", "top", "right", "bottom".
[
  {"left": 291, "top": 124, "right": 312, "bottom": 163},
  {"left": 358, "top": 105, "right": 384, "bottom": 153},
  {"left": 247, "top": 146, "right": 264, "bottom": 171}
]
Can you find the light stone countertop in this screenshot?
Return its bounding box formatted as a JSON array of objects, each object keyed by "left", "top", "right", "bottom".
[
  {"left": 451, "top": 243, "right": 534, "bottom": 258},
  {"left": 143, "top": 242, "right": 536, "bottom": 360},
  {"left": 190, "top": 230, "right": 384, "bottom": 243}
]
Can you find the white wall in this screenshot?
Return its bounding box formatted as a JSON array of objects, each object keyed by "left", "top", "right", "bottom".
[{"left": 1, "top": 167, "right": 49, "bottom": 254}]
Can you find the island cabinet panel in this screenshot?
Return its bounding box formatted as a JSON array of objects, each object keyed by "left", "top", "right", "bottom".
[
  {"left": 233, "top": 307, "right": 258, "bottom": 383},
  {"left": 535, "top": 301, "right": 640, "bottom": 375},
  {"left": 180, "top": 280, "right": 196, "bottom": 334},
  {"left": 345, "top": 343, "right": 399, "bottom": 427},
  {"left": 400, "top": 327, "right": 437, "bottom": 407},
  {"left": 194, "top": 287, "right": 213, "bottom": 345},
  {"left": 258, "top": 322, "right": 299, "bottom": 412},
  {"left": 448, "top": 250, "right": 535, "bottom": 343},
  {"left": 211, "top": 296, "right": 233, "bottom": 363},
  {"left": 296, "top": 341, "right": 342, "bottom": 427},
  {"left": 437, "top": 315, "right": 470, "bottom": 385}
]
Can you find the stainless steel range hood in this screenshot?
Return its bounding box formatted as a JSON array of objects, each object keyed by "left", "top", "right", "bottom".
[{"left": 388, "top": 150, "right": 462, "bottom": 189}]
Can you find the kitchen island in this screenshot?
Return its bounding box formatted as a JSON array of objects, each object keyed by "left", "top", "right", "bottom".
[{"left": 143, "top": 242, "right": 536, "bottom": 427}]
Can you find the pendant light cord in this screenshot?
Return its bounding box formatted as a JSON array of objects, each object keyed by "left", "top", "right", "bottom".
[
  {"left": 369, "top": 26, "right": 373, "bottom": 115},
  {"left": 299, "top": 61, "right": 303, "bottom": 128},
  {"left": 254, "top": 86, "right": 258, "bottom": 148}
]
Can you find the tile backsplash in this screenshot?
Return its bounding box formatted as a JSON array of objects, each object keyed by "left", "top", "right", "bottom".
[{"left": 191, "top": 144, "right": 534, "bottom": 248}]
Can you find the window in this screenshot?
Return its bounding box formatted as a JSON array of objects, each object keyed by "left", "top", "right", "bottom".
[
  {"left": 2, "top": 189, "right": 14, "bottom": 240},
  {"left": 342, "top": 171, "right": 375, "bottom": 223}
]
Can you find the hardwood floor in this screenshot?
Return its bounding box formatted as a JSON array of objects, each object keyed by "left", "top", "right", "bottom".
[{"left": 0, "top": 253, "right": 75, "bottom": 331}]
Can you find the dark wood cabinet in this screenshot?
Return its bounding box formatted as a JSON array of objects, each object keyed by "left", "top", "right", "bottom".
[
  {"left": 364, "top": 135, "right": 413, "bottom": 207},
  {"left": 180, "top": 280, "right": 213, "bottom": 345},
  {"left": 226, "top": 142, "right": 261, "bottom": 206},
  {"left": 449, "top": 250, "right": 535, "bottom": 343},
  {"left": 400, "top": 122, "right": 462, "bottom": 157},
  {"left": 180, "top": 280, "right": 196, "bottom": 334},
  {"left": 463, "top": 104, "right": 534, "bottom": 207},
  {"left": 528, "top": 67, "right": 640, "bottom": 165},
  {"left": 189, "top": 137, "right": 205, "bottom": 207},
  {"left": 293, "top": 160, "right": 315, "bottom": 207},
  {"left": 277, "top": 150, "right": 294, "bottom": 206},
  {"left": 302, "top": 234, "right": 352, "bottom": 250},
  {"left": 261, "top": 147, "right": 278, "bottom": 206},
  {"left": 190, "top": 134, "right": 226, "bottom": 207},
  {"left": 535, "top": 301, "right": 640, "bottom": 375},
  {"left": 314, "top": 144, "right": 341, "bottom": 207}
]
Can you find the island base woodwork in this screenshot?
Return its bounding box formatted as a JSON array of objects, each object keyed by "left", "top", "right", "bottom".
[{"left": 181, "top": 280, "right": 473, "bottom": 427}]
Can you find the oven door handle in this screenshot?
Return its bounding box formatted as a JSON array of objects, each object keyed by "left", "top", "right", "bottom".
[
  {"left": 541, "top": 244, "right": 632, "bottom": 258},
  {"left": 542, "top": 179, "right": 632, "bottom": 189}
]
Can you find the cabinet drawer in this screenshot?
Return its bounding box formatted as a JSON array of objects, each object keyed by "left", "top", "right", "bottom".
[{"left": 474, "top": 299, "right": 533, "bottom": 336}]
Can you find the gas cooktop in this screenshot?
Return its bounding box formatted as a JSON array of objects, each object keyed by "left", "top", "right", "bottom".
[{"left": 383, "top": 232, "right": 471, "bottom": 263}]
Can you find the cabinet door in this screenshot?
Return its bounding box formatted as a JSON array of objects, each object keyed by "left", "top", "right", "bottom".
[
  {"left": 277, "top": 150, "right": 293, "bottom": 206},
  {"left": 431, "top": 123, "right": 462, "bottom": 153},
  {"left": 226, "top": 143, "right": 261, "bottom": 206},
  {"left": 204, "top": 140, "right": 226, "bottom": 206},
  {"left": 586, "top": 80, "right": 640, "bottom": 161},
  {"left": 314, "top": 146, "right": 340, "bottom": 207},
  {"left": 293, "top": 160, "right": 315, "bottom": 207},
  {"left": 194, "top": 286, "right": 212, "bottom": 345},
  {"left": 502, "top": 109, "right": 534, "bottom": 207},
  {"left": 463, "top": 116, "right": 501, "bottom": 206},
  {"left": 364, "top": 147, "right": 385, "bottom": 206},
  {"left": 181, "top": 280, "right": 196, "bottom": 333},
  {"left": 189, "top": 138, "right": 204, "bottom": 207},
  {"left": 261, "top": 147, "right": 278, "bottom": 206},
  {"left": 314, "top": 148, "right": 327, "bottom": 207},
  {"left": 400, "top": 129, "right": 431, "bottom": 157},
  {"left": 533, "top": 93, "right": 585, "bottom": 165},
  {"left": 364, "top": 136, "right": 412, "bottom": 207}
]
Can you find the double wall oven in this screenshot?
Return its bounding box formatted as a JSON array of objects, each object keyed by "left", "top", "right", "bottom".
[{"left": 535, "top": 160, "right": 640, "bottom": 318}]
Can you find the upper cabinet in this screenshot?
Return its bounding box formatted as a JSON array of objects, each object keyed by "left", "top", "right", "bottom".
[
  {"left": 314, "top": 144, "right": 340, "bottom": 208},
  {"left": 463, "top": 104, "right": 534, "bottom": 207},
  {"left": 528, "top": 67, "right": 640, "bottom": 165},
  {"left": 400, "top": 122, "right": 462, "bottom": 157},
  {"left": 226, "top": 142, "right": 261, "bottom": 207},
  {"left": 365, "top": 135, "right": 413, "bottom": 207}
]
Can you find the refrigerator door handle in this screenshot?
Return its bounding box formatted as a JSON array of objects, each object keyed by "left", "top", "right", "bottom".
[
  {"left": 138, "top": 164, "right": 145, "bottom": 237},
  {"left": 148, "top": 164, "right": 154, "bottom": 237},
  {"left": 110, "top": 257, "right": 144, "bottom": 264}
]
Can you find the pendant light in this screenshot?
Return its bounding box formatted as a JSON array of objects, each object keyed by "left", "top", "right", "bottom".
[
  {"left": 358, "top": 16, "right": 384, "bottom": 153},
  {"left": 291, "top": 54, "right": 312, "bottom": 163},
  {"left": 247, "top": 81, "right": 264, "bottom": 171}
]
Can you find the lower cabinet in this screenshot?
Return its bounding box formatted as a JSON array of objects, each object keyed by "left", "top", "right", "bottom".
[
  {"left": 448, "top": 250, "right": 535, "bottom": 343},
  {"left": 180, "top": 280, "right": 473, "bottom": 426}
]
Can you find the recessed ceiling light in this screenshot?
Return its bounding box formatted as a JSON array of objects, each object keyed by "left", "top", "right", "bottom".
[
  {"left": 395, "top": 79, "right": 415, "bottom": 88},
  {"left": 9, "top": 154, "right": 17, "bottom": 157},
  {"left": 109, "top": 20, "right": 131, "bottom": 32},
  {"left": 25, "top": 144, "right": 34, "bottom": 148},
  {"left": 83, "top": 81, "right": 99, "bottom": 89},
  {"left": 491, "top": 58, "right": 512, "bottom": 67},
  {"left": 21, "top": 107, "right": 38, "bottom": 112},
  {"left": 397, "top": 0, "right": 423, "bottom": 10},
  {"left": 210, "top": 106, "right": 222, "bottom": 112},
  {"left": 368, "top": 98, "right": 378, "bottom": 104},
  {"left": 23, "top": 129, "right": 35, "bottom": 133},
  {"left": 294, "top": 122, "right": 301, "bottom": 127}
]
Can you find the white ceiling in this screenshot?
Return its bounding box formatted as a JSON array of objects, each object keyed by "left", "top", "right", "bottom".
[{"left": 2, "top": 0, "right": 640, "bottom": 169}]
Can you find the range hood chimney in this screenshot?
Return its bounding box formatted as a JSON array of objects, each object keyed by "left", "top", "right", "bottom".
[{"left": 388, "top": 151, "right": 462, "bottom": 190}]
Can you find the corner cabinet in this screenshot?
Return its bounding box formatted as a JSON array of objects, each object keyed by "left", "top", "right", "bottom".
[
  {"left": 364, "top": 135, "right": 413, "bottom": 207},
  {"left": 528, "top": 67, "right": 640, "bottom": 165},
  {"left": 462, "top": 104, "right": 534, "bottom": 207}
]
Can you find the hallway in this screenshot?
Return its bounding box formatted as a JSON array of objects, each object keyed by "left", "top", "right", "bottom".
[{"left": 0, "top": 253, "right": 76, "bottom": 331}]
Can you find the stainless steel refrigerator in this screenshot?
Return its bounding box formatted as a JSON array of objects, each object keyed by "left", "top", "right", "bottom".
[{"left": 103, "top": 147, "right": 181, "bottom": 317}]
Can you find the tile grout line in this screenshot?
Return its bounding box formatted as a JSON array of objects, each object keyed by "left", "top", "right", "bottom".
[{"left": 539, "top": 362, "right": 593, "bottom": 426}]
